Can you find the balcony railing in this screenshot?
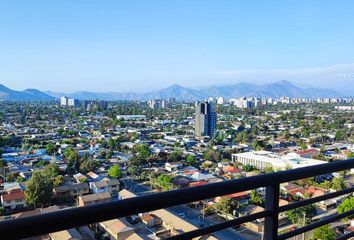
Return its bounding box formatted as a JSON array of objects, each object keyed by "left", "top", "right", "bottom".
[{"left": 0, "top": 159, "right": 354, "bottom": 240}]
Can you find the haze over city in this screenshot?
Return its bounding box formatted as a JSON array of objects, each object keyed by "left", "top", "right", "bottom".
[{"left": 1, "top": 1, "right": 354, "bottom": 94}]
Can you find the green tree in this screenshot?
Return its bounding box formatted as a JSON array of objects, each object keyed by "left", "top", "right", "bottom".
[
  {"left": 108, "top": 165, "right": 122, "bottom": 179},
  {"left": 43, "top": 163, "right": 60, "bottom": 180},
  {"left": 331, "top": 177, "right": 347, "bottom": 191},
  {"left": 215, "top": 197, "right": 235, "bottom": 218},
  {"left": 347, "top": 151, "right": 354, "bottom": 159},
  {"left": 311, "top": 225, "right": 336, "bottom": 240},
  {"left": 107, "top": 138, "right": 118, "bottom": 150},
  {"left": 337, "top": 197, "right": 354, "bottom": 220},
  {"left": 264, "top": 166, "right": 274, "bottom": 173},
  {"left": 79, "top": 159, "right": 99, "bottom": 173},
  {"left": 250, "top": 190, "right": 264, "bottom": 206},
  {"left": 134, "top": 144, "right": 151, "bottom": 159},
  {"left": 127, "top": 165, "right": 141, "bottom": 178},
  {"left": 64, "top": 147, "right": 80, "bottom": 172},
  {"left": 242, "top": 164, "right": 255, "bottom": 172},
  {"left": 6, "top": 172, "right": 17, "bottom": 182},
  {"left": 155, "top": 174, "right": 174, "bottom": 191},
  {"left": 203, "top": 149, "right": 221, "bottom": 162},
  {"left": 53, "top": 175, "right": 64, "bottom": 187},
  {"left": 25, "top": 172, "right": 53, "bottom": 208},
  {"left": 185, "top": 155, "right": 198, "bottom": 167},
  {"left": 252, "top": 140, "right": 264, "bottom": 151},
  {"left": 45, "top": 143, "right": 56, "bottom": 155},
  {"left": 0, "top": 159, "right": 7, "bottom": 169},
  {"left": 335, "top": 130, "right": 346, "bottom": 141},
  {"left": 16, "top": 176, "right": 25, "bottom": 183},
  {"left": 286, "top": 205, "right": 317, "bottom": 227}
]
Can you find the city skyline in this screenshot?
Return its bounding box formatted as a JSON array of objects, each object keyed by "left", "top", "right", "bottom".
[{"left": 1, "top": 1, "right": 354, "bottom": 93}]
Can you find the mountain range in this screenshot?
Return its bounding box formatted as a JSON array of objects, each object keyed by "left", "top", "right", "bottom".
[
  {"left": 0, "top": 80, "right": 344, "bottom": 102},
  {"left": 0, "top": 84, "right": 54, "bottom": 101}
]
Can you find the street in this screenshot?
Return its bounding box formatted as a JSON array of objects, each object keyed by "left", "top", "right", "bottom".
[{"left": 123, "top": 179, "right": 255, "bottom": 240}]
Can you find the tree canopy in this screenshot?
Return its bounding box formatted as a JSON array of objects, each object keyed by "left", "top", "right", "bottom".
[
  {"left": 25, "top": 171, "right": 53, "bottom": 208},
  {"left": 311, "top": 225, "right": 336, "bottom": 240},
  {"left": 108, "top": 165, "right": 122, "bottom": 179},
  {"left": 286, "top": 204, "right": 316, "bottom": 227},
  {"left": 337, "top": 197, "right": 354, "bottom": 220}
]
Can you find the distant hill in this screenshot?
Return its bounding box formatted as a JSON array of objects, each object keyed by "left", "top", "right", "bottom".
[
  {"left": 141, "top": 84, "right": 207, "bottom": 101},
  {"left": 249, "top": 80, "right": 341, "bottom": 98},
  {"left": 0, "top": 84, "right": 54, "bottom": 101},
  {"left": 46, "top": 80, "right": 342, "bottom": 101},
  {"left": 1, "top": 80, "right": 343, "bottom": 101},
  {"left": 46, "top": 84, "right": 207, "bottom": 101},
  {"left": 198, "top": 82, "right": 258, "bottom": 98}
]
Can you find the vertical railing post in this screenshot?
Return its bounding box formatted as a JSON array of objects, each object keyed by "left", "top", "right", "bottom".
[{"left": 264, "top": 184, "right": 280, "bottom": 240}]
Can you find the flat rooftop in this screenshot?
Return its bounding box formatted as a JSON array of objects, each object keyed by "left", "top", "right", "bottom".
[{"left": 233, "top": 151, "right": 326, "bottom": 169}]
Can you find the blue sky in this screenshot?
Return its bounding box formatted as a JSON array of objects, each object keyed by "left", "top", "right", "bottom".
[{"left": 1, "top": 1, "right": 354, "bottom": 93}]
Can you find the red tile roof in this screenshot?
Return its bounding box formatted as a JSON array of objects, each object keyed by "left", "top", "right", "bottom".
[
  {"left": 2, "top": 190, "right": 25, "bottom": 201},
  {"left": 189, "top": 181, "right": 208, "bottom": 187},
  {"left": 296, "top": 149, "right": 319, "bottom": 156}
]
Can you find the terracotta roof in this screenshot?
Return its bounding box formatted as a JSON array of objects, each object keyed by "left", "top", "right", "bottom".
[
  {"left": 305, "top": 187, "right": 326, "bottom": 197},
  {"left": 2, "top": 190, "right": 25, "bottom": 201},
  {"left": 224, "top": 191, "right": 249, "bottom": 199},
  {"left": 140, "top": 214, "right": 154, "bottom": 223},
  {"left": 183, "top": 170, "right": 198, "bottom": 175},
  {"left": 296, "top": 149, "right": 319, "bottom": 155},
  {"left": 189, "top": 181, "right": 208, "bottom": 187},
  {"left": 222, "top": 166, "right": 235, "bottom": 172},
  {"left": 228, "top": 169, "right": 242, "bottom": 174}
]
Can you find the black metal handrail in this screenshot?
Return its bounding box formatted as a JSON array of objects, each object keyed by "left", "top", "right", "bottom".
[{"left": 0, "top": 159, "right": 353, "bottom": 240}]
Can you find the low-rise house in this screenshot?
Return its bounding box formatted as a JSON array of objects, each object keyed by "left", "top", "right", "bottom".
[
  {"left": 238, "top": 203, "right": 288, "bottom": 233},
  {"left": 89, "top": 178, "right": 120, "bottom": 196},
  {"left": 78, "top": 192, "right": 111, "bottom": 207},
  {"left": 19, "top": 170, "right": 33, "bottom": 181},
  {"left": 119, "top": 189, "right": 217, "bottom": 240},
  {"left": 73, "top": 173, "right": 88, "bottom": 183},
  {"left": 318, "top": 199, "right": 337, "bottom": 211},
  {"left": 165, "top": 162, "right": 183, "bottom": 172},
  {"left": 98, "top": 218, "right": 139, "bottom": 240},
  {"left": 1, "top": 189, "right": 26, "bottom": 210},
  {"left": 86, "top": 171, "right": 103, "bottom": 182},
  {"left": 304, "top": 187, "right": 327, "bottom": 198},
  {"left": 215, "top": 191, "right": 250, "bottom": 206},
  {"left": 89, "top": 181, "right": 109, "bottom": 194},
  {"left": 188, "top": 181, "right": 208, "bottom": 188},
  {"left": 1, "top": 182, "right": 23, "bottom": 194},
  {"left": 190, "top": 171, "right": 216, "bottom": 182},
  {"left": 50, "top": 229, "right": 83, "bottom": 240},
  {"left": 344, "top": 220, "right": 354, "bottom": 235},
  {"left": 106, "top": 179, "right": 120, "bottom": 196},
  {"left": 53, "top": 183, "right": 89, "bottom": 199},
  {"left": 295, "top": 149, "right": 320, "bottom": 158},
  {"left": 140, "top": 213, "right": 162, "bottom": 228}
]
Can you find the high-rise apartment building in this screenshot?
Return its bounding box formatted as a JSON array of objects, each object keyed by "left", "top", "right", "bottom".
[
  {"left": 148, "top": 99, "right": 167, "bottom": 109},
  {"left": 61, "top": 96, "right": 80, "bottom": 107},
  {"left": 60, "top": 96, "right": 68, "bottom": 106},
  {"left": 195, "top": 101, "right": 217, "bottom": 137},
  {"left": 68, "top": 98, "right": 80, "bottom": 107}
]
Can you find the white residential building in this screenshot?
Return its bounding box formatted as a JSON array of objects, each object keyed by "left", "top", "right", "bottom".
[
  {"left": 232, "top": 151, "right": 326, "bottom": 170},
  {"left": 60, "top": 96, "right": 68, "bottom": 106}
]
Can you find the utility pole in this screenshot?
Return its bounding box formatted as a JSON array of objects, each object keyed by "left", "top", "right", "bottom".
[{"left": 302, "top": 211, "right": 306, "bottom": 240}]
